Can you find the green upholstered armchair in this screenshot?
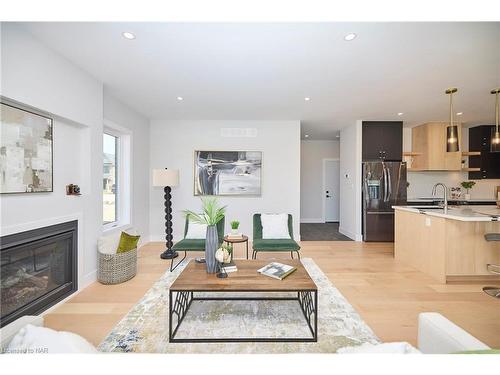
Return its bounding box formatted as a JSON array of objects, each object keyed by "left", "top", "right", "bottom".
[
  {"left": 252, "top": 214, "right": 300, "bottom": 259},
  {"left": 170, "top": 216, "right": 225, "bottom": 271}
]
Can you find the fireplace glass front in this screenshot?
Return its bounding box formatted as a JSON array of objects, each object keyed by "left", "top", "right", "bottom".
[{"left": 1, "top": 221, "right": 77, "bottom": 327}]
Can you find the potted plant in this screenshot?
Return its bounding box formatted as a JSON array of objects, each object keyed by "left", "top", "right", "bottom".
[
  {"left": 230, "top": 220, "right": 240, "bottom": 235},
  {"left": 184, "top": 197, "right": 226, "bottom": 273},
  {"left": 460, "top": 181, "right": 476, "bottom": 200}
]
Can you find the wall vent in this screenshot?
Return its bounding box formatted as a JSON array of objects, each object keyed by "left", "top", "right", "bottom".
[{"left": 220, "top": 128, "right": 258, "bottom": 138}]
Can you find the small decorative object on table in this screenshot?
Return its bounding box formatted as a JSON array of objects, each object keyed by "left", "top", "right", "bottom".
[
  {"left": 215, "top": 243, "right": 233, "bottom": 278},
  {"left": 230, "top": 220, "right": 240, "bottom": 236},
  {"left": 183, "top": 197, "right": 226, "bottom": 273},
  {"left": 460, "top": 181, "right": 476, "bottom": 200}
]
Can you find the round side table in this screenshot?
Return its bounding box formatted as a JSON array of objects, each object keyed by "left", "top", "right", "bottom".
[{"left": 223, "top": 235, "right": 249, "bottom": 260}]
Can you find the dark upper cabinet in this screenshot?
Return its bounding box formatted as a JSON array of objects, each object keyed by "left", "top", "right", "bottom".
[
  {"left": 362, "top": 121, "right": 403, "bottom": 161},
  {"left": 468, "top": 125, "right": 500, "bottom": 179}
]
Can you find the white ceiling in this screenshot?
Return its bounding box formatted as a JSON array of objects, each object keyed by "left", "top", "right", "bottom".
[{"left": 18, "top": 22, "right": 500, "bottom": 139}]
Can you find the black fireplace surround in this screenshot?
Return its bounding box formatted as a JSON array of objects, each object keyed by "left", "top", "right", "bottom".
[{"left": 0, "top": 220, "right": 78, "bottom": 327}]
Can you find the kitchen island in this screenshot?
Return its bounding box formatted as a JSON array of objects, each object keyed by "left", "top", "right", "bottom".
[{"left": 394, "top": 205, "right": 500, "bottom": 283}]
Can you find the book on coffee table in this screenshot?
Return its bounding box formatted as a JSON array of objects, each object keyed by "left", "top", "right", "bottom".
[
  {"left": 221, "top": 261, "right": 238, "bottom": 273},
  {"left": 257, "top": 262, "right": 297, "bottom": 280}
]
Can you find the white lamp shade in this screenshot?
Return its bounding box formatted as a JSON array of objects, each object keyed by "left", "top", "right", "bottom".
[{"left": 152, "top": 169, "right": 179, "bottom": 187}]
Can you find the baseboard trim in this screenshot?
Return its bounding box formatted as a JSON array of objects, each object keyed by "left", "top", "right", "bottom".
[
  {"left": 338, "top": 226, "right": 362, "bottom": 242},
  {"left": 446, "top": 275, "right": 500, "bottom": 284},
  {"left": 300, "top": 218, "right": 325, "bottom": 223}
]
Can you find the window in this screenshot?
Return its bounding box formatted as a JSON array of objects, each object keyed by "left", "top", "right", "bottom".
[
  {"left": 102, "top": 121, "right": 131, "bottom": 230},
  {"left": 103, "top": 133, "right": 118, "bottom": 225}
]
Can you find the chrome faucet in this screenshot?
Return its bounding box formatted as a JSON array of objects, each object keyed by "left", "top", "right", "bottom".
[{"left": 432, "top": 183, "right": 449, "bottom": 213}]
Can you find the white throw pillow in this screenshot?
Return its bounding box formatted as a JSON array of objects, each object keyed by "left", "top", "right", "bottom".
[
  {"left": 98, "top": 228, "right": 138, "bottom": 255},
  {"left": 337, "top": 342, "right": 420, "bottom": 354},
  {"left": 185, "top": 221, "right": 208, "bottom": 239},
  {"left": 97, "top": 234, "right": 118, "bottom": 255},
  {"left": 261, "top": 214, "right": 291, "bottom": 239},
  {"left": 6, "top": 324, "right": 98, "bottom": 354}
]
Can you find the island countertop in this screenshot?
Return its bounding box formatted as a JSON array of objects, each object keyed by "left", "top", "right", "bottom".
[{"left": 393, "top": 205, "right": 500, "bottom": 222}]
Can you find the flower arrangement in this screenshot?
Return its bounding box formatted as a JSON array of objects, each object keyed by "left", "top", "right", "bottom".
[
  {"left": 460, "top": 181, "right": 476, "bottom": 200},
  {"left": 183, "top": 197, "right": 226, "bottom": 226},
  {"left": 460, "top": 181, "right": 476, "bottom": 193},
  {"left": 230, "top": 220, "right": 240, "bottom": 230}
]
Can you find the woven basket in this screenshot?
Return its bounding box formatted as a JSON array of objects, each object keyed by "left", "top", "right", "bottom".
[{"left": 97, "top": 247, "right": 137, "bottom": 285}]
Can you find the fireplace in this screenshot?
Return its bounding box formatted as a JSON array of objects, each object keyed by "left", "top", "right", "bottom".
[{"left": 1, "top": 220, "right": 77, "bottom": 327}]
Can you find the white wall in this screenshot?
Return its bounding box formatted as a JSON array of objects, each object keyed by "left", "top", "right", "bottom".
[
  {"left": 339, "top": 121, "right": 363, "bottom": 241},
  {"left": 403, "top": 127, "right": 500, "bottom": 200},
  {"left": 0, "top": 24, "right": 151, "bottom": 289},
  {"left": 0, "top": 23, "right": 103, "bottom": 287},
  {"left": 149, "top": 120, "right": 301, "bottom": 242},
  {"left": 103, "top": 90, "right": 151, "bottom": 239},
  {"left": 300, "top": 140, "right": 340, "bottom": 222}
]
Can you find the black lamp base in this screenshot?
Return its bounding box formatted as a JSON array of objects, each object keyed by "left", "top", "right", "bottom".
[{"left": 160, "top": 250, "right": 179, "bottom": 259}]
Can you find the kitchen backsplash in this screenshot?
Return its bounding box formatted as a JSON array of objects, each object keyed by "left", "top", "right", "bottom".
[{"left": 407, "top": 171, "right": 500, "bottom": 200}]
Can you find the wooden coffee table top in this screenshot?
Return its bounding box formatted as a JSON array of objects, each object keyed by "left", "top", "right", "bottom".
[{"left": 170, "top": 260, "right": 317, "bottom": 292}]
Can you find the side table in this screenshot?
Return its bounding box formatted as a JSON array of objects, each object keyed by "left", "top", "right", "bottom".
[{"left": 223, "top": 234, "right": 249, "bottom": 260}]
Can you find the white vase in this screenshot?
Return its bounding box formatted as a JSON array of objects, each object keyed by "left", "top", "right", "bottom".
[
  {"left": 464, "top": 193, "right": 471, "bottom": 200},
  {"left": 231, "top": 228, "right": 239, "bottom": 235}
]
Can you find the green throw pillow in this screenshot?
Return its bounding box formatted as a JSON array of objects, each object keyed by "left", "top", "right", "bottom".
[{"left": 117, "top": 231, "right": 140, "bottom": 253}]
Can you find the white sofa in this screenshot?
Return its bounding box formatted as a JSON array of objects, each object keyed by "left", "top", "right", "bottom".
[
  {"left": 1, "top": 316, "right": 44, "bottom": 351},
  {"left": 1, "top": 312, "right": 491, "bottom": 354},
  {"left": 339, "top": 312, "right": 491, "bottom": 354},
  {"left": 417, "top": 312, "right": 490, "bottom": 354},
  {"left": 1, "top": 316, "right": 96, "bottom": 353}
]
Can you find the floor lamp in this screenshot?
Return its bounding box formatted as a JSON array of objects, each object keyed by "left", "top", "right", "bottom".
[{"left": 153, "top": 168, "right": 180, "bottom": 260}]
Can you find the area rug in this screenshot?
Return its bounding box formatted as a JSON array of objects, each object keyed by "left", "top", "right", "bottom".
[{"left": 98, "top": 258, "right": 379, "bottom": 353}]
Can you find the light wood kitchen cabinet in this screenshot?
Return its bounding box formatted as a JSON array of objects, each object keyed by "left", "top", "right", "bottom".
[{"left": 410, "top": 122, "right": 462, "bottom": 171}]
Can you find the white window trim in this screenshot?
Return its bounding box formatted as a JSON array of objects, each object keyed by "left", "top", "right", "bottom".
[{"left": 103, "top": 119, "right": 132, "bottom": 232}]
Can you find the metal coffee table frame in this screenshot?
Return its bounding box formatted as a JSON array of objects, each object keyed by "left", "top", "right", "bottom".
[{"left": 168, "top": 289, "right": 318, "bottom": 343}]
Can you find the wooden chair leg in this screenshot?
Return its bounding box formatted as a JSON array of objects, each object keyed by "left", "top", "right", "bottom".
[
  {"left": 296, "top": 251, "right": 301, "bottom": 260},
  {"left": 290, "top": 251, "right": 294, "bottom": 259}
]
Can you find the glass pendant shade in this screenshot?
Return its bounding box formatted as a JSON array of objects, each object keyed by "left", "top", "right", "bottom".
[
  {"left": 446, "top": 125, "right": 460, "bottom": 152},
  {"left": 491, "top": 88, "right": 500, "bottom": 153},
  {"left": 445, "top": 88, "right": 459, "bottom": 152}
]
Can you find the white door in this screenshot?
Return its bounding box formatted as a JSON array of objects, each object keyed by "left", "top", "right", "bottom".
[{"left": 324, "top": 159, "right": 340, "bottom": 222}]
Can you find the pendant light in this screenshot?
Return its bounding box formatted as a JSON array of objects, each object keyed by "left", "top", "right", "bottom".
[
  {"left": 445, "top": 88, "right": 460, "bottom": 152},
  {"left": 491, "top": 88, "right": 500, "bottom": 152}
]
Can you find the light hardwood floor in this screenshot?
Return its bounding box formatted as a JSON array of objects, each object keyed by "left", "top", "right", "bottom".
[{"left": 44, "top": 241, "right": 500, "bottom": 348}]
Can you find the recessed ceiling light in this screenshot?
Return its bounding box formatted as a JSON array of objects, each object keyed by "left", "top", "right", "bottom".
[
  {"left": 456, "top": 112, "right": 463, "bottom": 116},
  {"left": 398, "top": 112, "right": 404, "bottom": 116},
  {"left": 304, "top": 97, "right": 311, "bottom": 101},
  {"left": 176, "top": 96, "right": 184, "bottom": 101},
  {"left": 344, "top": 33, "right": 357, "bottom": 41},
  {"left": 304, "top": 134, "right": 309, "bottom": 138},
  {"left": 336, "top": 135, "right": 340, "bottom": 138},
  {"left": 122, "top": 32, "right": 136, "bottom": 40}
]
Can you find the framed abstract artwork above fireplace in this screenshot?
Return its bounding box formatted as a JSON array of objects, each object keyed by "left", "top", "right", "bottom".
[
  {"left": 194, "top": 150, "right": 262, "bottom": 196},
  {"left": 0, "top": 101, "right": 54, "bottom": 194}
]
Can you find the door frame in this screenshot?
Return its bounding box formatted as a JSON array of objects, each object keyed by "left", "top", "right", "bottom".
[{"left": 322, "top": 158, "right": 340, "bottom": 223}]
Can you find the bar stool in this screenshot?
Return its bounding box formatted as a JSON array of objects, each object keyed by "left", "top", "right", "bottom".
[{"left": 483, "top": 233, "right": 500, "bottom": 299}]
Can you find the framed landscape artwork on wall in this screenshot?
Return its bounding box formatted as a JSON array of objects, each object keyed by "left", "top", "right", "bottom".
[
  {"left": 194, "top": 150, "right": 262, "bottom": 196},
  {"left": 0, "top": 102, "right": 54, "bottom": 194}
]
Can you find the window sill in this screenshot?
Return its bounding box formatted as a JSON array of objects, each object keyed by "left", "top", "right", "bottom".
[{"left": 102, "top": 222, "right": 132, "bottom": 234}]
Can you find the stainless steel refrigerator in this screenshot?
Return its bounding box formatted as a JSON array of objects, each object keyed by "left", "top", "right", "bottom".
[{"left": 362, "top": 161, "right": 407, "bottom": 242}]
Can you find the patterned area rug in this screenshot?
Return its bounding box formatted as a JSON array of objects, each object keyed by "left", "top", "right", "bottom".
[{"left": 98, "top": 258, "right": 379, "bottom": 353}]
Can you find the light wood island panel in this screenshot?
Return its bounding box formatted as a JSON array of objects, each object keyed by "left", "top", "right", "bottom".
[{"left": 395, "top": 209, "right": 500, "bottom": 283}]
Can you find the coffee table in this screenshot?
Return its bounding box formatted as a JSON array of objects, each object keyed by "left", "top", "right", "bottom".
[{"left": 169, "top": 260, "right": 318, "bottom": 343}]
